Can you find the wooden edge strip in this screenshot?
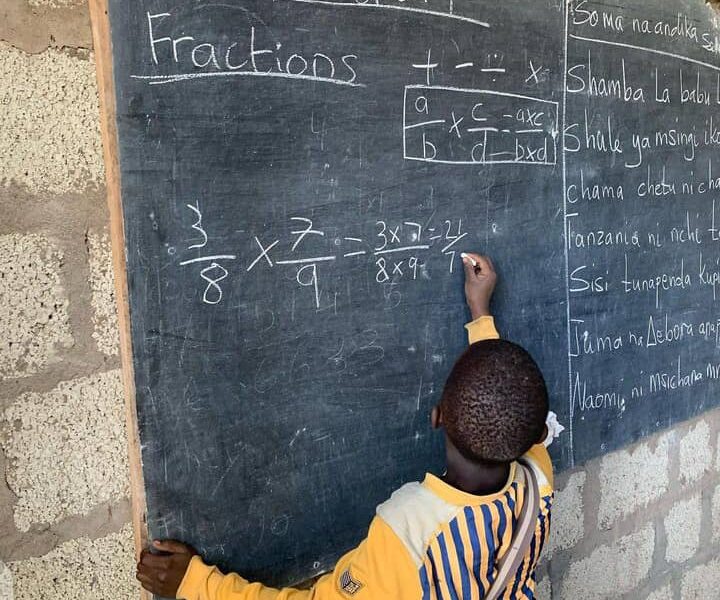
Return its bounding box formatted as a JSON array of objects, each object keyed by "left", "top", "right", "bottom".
[{"left": 87, "top": 2, "right": 150, "bottom": 598}]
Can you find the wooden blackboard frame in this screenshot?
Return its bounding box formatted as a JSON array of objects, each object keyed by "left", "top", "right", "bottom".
[{"left": 88, "top": 2, "right": 150, "bottom": 598}]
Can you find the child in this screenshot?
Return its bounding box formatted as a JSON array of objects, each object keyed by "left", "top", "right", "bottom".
[{"left": 137, "top": 254, "right": 554, "bottom": 600}]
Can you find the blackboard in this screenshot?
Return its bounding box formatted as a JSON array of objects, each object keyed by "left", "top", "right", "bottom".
[{"left": 90, "top": 0, "right": 720, "bottom": 588}]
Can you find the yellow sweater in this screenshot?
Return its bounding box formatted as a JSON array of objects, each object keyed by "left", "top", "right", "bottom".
[{"left": 178, "top": 317, "right": 554, "bottom": 600}]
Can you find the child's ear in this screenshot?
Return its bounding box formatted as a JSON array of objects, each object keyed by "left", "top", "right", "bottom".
[
  {"left": 537, "top": 424, "right": 549, "bottom": 445},
  {"left": 431, "top": 406, "right": 443, "bottom": 429}
]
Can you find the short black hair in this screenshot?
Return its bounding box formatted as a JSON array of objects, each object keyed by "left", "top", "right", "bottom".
[{"left": 440, "top": 339, "right": 548, "bottom": 463}]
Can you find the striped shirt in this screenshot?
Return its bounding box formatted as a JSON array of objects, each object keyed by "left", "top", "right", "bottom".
[{"left": 377, "top": 445, "right": 554, "bottom": 600}]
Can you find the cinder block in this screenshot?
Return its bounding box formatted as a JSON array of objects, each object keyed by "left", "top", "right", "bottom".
[
  {"left": 0, "top": 233, "right": 73, "bottom": 379},
  {"left": 712, "top": 484, "right": 720, "bottom": 543},
  {"left": 0, "top": 42, "right": 103, "bottom": 194},
  {"left": 646, "top": 585, "right": 672, "bottom": 600},
  {"left": 598, "top": 434, "right": 670, "bottom": 529},
  {"left": 681, "top": 558, "right": 720, "bottom": 600},
  {"left": 536, "top": 576, "right": 551, "bottom": 599},
  {"left": 87, "top": 231, "right": 119, "bottom": 356},
  {"left": 0, "top": 561, "right": 12, "bottom": 600},
  {"left": 0, "top": 371, "right": 129, "bottom": 531},
  {"left": 558, "top": 524, "right": 655, "bottom": 600},
  {"left": 546, "top": 471, "right": 585, "bottom": 556},
  {"left": 9, "top": 525, "right": 137, "bottom": 600},
  {"left": 665, "top": 494, "right": 701, "bottom": 563},
  {"left": 28, "top": 0, "right": 84, "bottom": 6},
  {"left": 678, "top": 421, "right": 712, "bottom": 486}
]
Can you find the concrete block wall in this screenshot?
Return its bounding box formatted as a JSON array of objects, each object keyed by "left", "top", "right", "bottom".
[
  {"left": 0, "top": 1, "right": 138, "bottom": 598},
  {"left": 0, "top": 1, "right": 718, "bottom": 598},
  {"left": 540, "top": 413, "right": 720, "bottom": 599}
]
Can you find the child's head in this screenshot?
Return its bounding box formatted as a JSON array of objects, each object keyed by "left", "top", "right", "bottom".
[{"left": 437, "top": 340, "right": 548, "bottom": 464}]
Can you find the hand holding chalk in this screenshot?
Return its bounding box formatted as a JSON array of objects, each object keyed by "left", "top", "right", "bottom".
[
  {"left": 460, "top": 252, "right": 478, "bottom": 268},
  {"left": 462, "top": 253, "right": 497, "bottom": 320}
]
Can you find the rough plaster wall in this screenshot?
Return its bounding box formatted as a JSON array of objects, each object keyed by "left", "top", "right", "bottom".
[
  {"left": 545, "top": 411, "right": 720, "bottom": 600},
  {"left": 0, "top": 370, "right": 129, "bottom": 531},
  {"left": 545, "top": 471, "right": 584, "bottom": 556},
  {"left": 713, "top": 484, "right": 720, "bottom": 542},
  {"left": 0, "top": 233, "right": 73, "bottom": 379},
  {"left": 536, "top": 577, "right": 551, "bottom": 599},
  {"left": 28, "top": 0, "right": 84, "bottom": 7},
  {"left": 87, "top": 231, "right": 120, "bottom": 356},
  {"left": 597, "top": 432, "right": 671, "bottom": 529},
  {"left": 9, "top": 524, "right": 136, "bottom": 600},
  {"left": 647, "top": 586, "right": 673, "bottom": 600},
  {"left": 678, "top": 422, "right": 713, "bottom": 486},
  {"left": 664, "top": 495, "right": 702, "bottom": 564},
  {"left": 681, "top": 558, "right": 720, "bottom": 599},
  {"left": 558, "top": 525, "right": 655, "bottom": 599},
  {"left": 0, "top": 41, "right": 104, "bottom": 194},
  {"left": 0, "top": 562, "right": 12, "bottom": 599},
  {"left": 0, "top": 3, "right": 137, "bottom": 597},
  {"left": 0, "top": 0, "right": 93, "bottom": 54}
]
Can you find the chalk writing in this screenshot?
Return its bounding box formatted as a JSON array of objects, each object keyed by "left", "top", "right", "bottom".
[
  {"left": 403, "top": 85, "right": 559, "bottom": 165},
  {"left": 289, "top": 0, "right": 491, "bottom": 29},
  {"left": 132, "top": 12, "right": 363, "bottom": 87},
  {"left": 178, "top": 202, "right": 236, "bottom": 305},
  {"left": 180, "top": 214, "right": 465, "bottom": 310},
  {"left": 564, "top": 0, "right": 720, "bottom": 440}
]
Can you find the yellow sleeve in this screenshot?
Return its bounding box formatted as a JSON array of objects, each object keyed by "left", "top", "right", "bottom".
[
  {"left": 177, "top": 517, "right": 419, "bottom": 600},
  {"left": 523, "top": 443, "right": 554, "bottom": 493},
  {"left": 177, "top": 557, "right": 309, "bottom": 600},
  {"left": 464, "top": 316, "right": 500, "bottom": 344}
]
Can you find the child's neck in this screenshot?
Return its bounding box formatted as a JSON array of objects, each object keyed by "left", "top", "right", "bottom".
[{"left": 443, "top": 441, "right": 511, "bottom": 496}]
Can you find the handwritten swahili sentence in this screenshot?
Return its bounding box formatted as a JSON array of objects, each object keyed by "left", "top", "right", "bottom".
[
  {"left": 571, "top": 352, "right": 720, "bottom": 415},
  {"left": 567, "top": 49, "right": 720, "bottom": 106},
  {"left": 564, "top": 110, "right": 720, "bottom": 169},
  {"left": 569, "top": 312, "right": 720, "bottom": 357},
  {"left": 566, "top": 159, "right": 720, "bottom": 207},
  {"left": 571, "top": 1, "right": 720, "bottom": 58},
  {"left": 567, "top": 249, "right": 720, "bottom": 306}
]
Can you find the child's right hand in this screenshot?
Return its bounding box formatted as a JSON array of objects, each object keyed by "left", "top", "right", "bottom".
[
  {"left": 136, "top": 539, "right": 197, "bottom": 598},
  {"left": 462, "top": 254, "right": 497, "bottom": 320}
]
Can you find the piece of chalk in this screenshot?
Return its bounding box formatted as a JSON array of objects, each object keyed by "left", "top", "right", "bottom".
[{"left": 461, "top": 253, "right": 478, "bottom": 267}]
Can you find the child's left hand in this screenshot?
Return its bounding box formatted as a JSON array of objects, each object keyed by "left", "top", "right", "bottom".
[{"left": 136, "top": 539, "right": 197, "bottom": 598}]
